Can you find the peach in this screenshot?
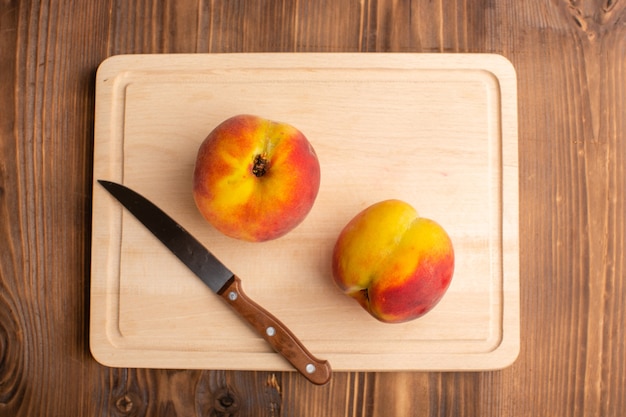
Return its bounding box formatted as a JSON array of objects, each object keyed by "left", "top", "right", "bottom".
[
  {"left": 193, "top": 114, "right": 320, "bottom": 242},
  {"left": 332, "top": 200, "right": 454, "bottom": 323}
]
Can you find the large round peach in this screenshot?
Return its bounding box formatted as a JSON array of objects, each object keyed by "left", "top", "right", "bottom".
[
  {"left": 332, "top": 200, "right": 454, "bottom": 323},
  {"left": 193, "top": 114, "right": 321, "bottom": 242}
]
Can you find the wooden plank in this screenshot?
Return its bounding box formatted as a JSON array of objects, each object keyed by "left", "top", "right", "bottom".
[
  {"left": 488, "top": 1, "right": 626, "bottom": 416},
  {"left": 2, "top": 0, "right": 625, "bottom": 416},
  {"left": 90, "top": 53, "right": 519, "bottom": 372}
]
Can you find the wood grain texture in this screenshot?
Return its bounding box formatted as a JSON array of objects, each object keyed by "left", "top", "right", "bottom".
[{"left": 0, "top": 0, "right": 624, "bottom": 416}]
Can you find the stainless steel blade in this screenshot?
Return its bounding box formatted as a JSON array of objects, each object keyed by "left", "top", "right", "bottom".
[{"left": 98, "top": 180, "right": 234, "bottom": 293}]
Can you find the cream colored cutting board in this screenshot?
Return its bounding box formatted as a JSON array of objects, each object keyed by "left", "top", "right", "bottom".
[{"left": 90, "top": 53, "right": 519, "bottom": 372}]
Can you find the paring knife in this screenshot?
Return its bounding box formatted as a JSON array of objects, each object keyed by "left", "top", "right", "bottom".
[{"left": 98, "top": 180, "right": 332, "bottom": 385}]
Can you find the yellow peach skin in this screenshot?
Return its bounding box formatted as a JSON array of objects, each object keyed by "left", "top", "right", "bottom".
[
  {"left": 332, "top": 200, "right": 454, "bottom": 323},
  {"left": 193, "top": 115, "right": 321, "bottom": 242}
]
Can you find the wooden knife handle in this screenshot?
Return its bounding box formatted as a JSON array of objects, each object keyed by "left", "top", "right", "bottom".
[{"left": 218, "top": 275, "right": 332, "bottom": 385}]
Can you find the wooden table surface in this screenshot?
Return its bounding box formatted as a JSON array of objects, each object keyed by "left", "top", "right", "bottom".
[{"left": 1, "top": 1, "right": 624, "bottom": 416}]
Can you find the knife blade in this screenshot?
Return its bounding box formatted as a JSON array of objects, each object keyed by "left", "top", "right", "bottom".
[{"left": 97, "top": 180, "right": 331, "bottom": 385}]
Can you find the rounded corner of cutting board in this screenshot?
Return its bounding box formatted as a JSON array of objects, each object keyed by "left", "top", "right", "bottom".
[
  {"left": 485, "top": 341, "right": 521, "bottom": 371},
  {"left": 89, "top": 331, "right": 119, "bottom": 368},
  {"left": 96, "top": 55, "right": 127, "bottom": 83}
]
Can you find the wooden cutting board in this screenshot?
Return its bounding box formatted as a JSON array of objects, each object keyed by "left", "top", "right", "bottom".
[{"left": 90, "top": 53, "right": 519, "bottom": 372}]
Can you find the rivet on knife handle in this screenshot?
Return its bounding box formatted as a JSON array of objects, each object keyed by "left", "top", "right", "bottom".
[{"left": 219, "top": 275, "right": 332, "bottom": 385}]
